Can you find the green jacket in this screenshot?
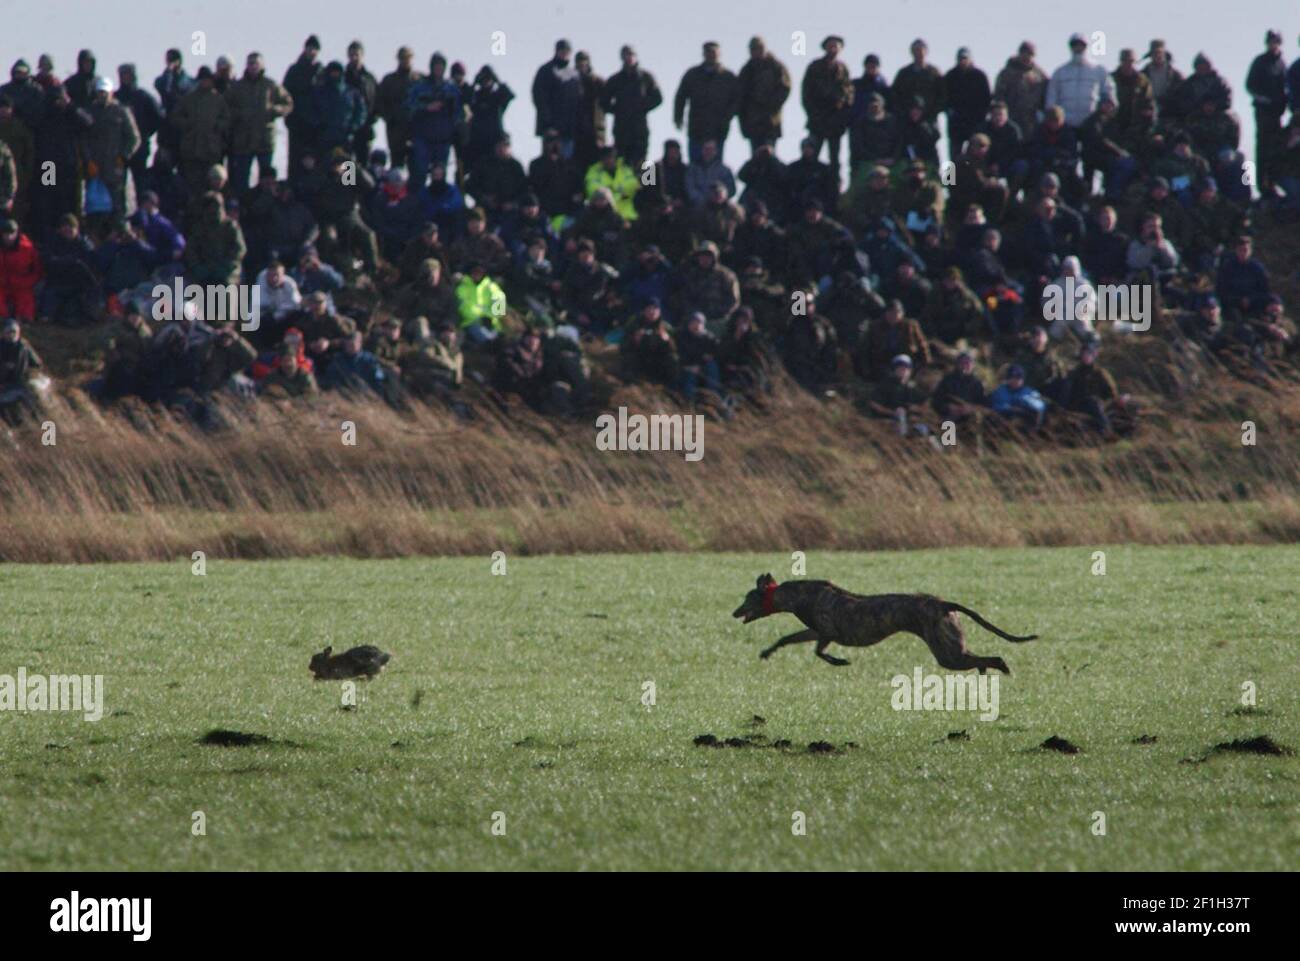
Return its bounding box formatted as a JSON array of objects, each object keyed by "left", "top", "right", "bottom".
[
  {"left": 226, "top": 73, "right": 294, "bottom": 155},
  {"left": 455, "top": 274, "right": 508, "bottom": 329}
]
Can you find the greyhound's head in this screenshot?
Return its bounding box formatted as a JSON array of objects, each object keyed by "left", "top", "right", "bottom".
[{"left": 733, "top": 573, "right": 778, "bottom": 624}]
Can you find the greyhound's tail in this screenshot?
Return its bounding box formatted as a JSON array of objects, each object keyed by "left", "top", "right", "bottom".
[{"left": 946, "top": 603, "right": 1038, "bottom": 642}]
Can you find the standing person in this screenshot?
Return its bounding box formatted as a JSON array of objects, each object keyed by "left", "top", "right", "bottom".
[
  {"left": 532, "top": 40, "right": 582, "bottom": 158},
  {"left": 802, "top": 35, "right": 854, "bottom": 177},
  {"left": 83, "top": 77, "right": 141, "bottom": 222},
  {"left": 310, "top": 61, "right": 366, "bottom": 156},
  {"left": 1, "top": 60, "right": 47, "bottom": 131},
  {"left": 154, "top": 49, "right": 194, "bottom": 172},
  {"left": 226, "top": 53, "right": 293, "bottom": 196},
  {"left": 994, "top": 41, "right": 1048, "bottom": 137},
  {"left": 1047, "top": 33, "right": 1114, "bottom": 129},
  {"left": 891, "top": 38, "right": 944, "bottom": 125},
  {"left": 405, "top": 54, "right": 462, "bottom": 188},
  {"left": 944, "top": 47, "right": 991, "bottom": 163},
  {"left": 737, "top": 37, "right": 790, "bottom": 156},
  {"left": 171, "top": 67, "right": 231, "bottom": 196},
  {"left": 283, "top": 35, "right": 322, "bottom": 178},
  {"left": 466, "top": 66, "right": 515, "bottom": 176},
  {"left": 114, "top": 64, "right": 161, "bottom": 200},
  {"left": 1140, "top": 39, "right": 1183, "bottom": 119},
  {"left": 377, "top": 47, "right": 421, "bottom": 171},
  {"left": 601, "top": 45, "right": 662, "bottom": 168},
  {"left": 673, "top": 41, "right": 740, "bottom": 163},
  {"left": 0, "top": 96, "right": 35, "bottom": 226},
  {"left": 345, "top": 41, "right": 379, "bottom": 163},
  {"left": 64, "top": 49, "right": 100, "bottom": 109},
  {"left": 1246, "top": 30, "right": 1288, "bottom": 190},
  {"left": 573, "top": 51, "right": 607, "bottom": 173},
  {"left": 1110, "top": 48, "right": 1153, "bottom": 132},
  {"left": 32, "top": 87, "right": 89, "bottom": 237}
]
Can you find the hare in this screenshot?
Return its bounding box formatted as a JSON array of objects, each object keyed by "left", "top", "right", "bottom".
[{"left": 309, "top": 645, "right": 392, "bottom": 680}]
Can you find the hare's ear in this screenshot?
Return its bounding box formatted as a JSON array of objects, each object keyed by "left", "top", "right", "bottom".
[{"left": 323, "top": 646, "right": 332, "bottom": 657}]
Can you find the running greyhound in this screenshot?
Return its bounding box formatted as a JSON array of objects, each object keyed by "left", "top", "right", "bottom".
[{"left": 733, "top": 574, "right": 1038, "bottom": 674}]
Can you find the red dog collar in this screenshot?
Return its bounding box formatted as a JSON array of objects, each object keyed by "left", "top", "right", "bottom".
[{"left": 761, "top": 580, "right": 779, "bottom": 616}]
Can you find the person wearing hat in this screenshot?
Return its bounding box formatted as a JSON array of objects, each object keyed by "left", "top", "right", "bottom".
[
  {"left": 170, "top": 63, "right": 230, "bottom": 194},
  {"left": 1110, "top": 48, "right": 1153, "bottom": 132},
  {"left": 82, "top": 75, "right": 141, "bottom": 221},
  {"left": 465, "top": 64, "right": 516, "bottom": 175},
  {"left": 1046, "top": 32, "right": 1114, "bottom": 129},
  {"left": 673, "top": 42, "right": 741, "bottom": 164},
  {"left": 283, "top": 37, "right": 323, "bottom": 177},
  {"left": 989, "top": 362, "right": 1046, "bottom": 430},
  {"left": 675, "top": 239, "right": 740, "bottom": 329},
  {"left": 1139, "top": 40, "right": 1183, "bottom": 119},
  {"left": 226, "top": 52, "right": 294, "bottom": 195},
  {"left": 801, "top": 35, "right": 854, "bottom": 177},
  {"left": 993, "top": 41, "right": 1048, "bottom": 137},
  {"left": 867, "top": 352, "right": 932, "bottom": 435},
  {"left": 1, "top": 60, "right": 47, "bottom": 130},
  {"left": 376, "top": 47, "right": 421, "bottom": 170},
  {"left": 0, "top": 218, "right": 41, "bottom": 322},
  {"left": 891, "top": 38, "right": 944, "bottom": 125},
  {"left": 944, "top": 47, "right": 991, "bottom": 164},
  {"left": 736, "top": 37, "right": 791, "bottom": 157},
  {"left": 406, "top": 53, "right": 463, "bottom": 188},
  {"left": 1172, "top": 52, "right": 1231, "bottom": 119},
  {"left": 532, "top": 41, "right": 582, "bottom": 159},
  {"left": 64, "top": 49, "right": 101, "bottom": 110}
]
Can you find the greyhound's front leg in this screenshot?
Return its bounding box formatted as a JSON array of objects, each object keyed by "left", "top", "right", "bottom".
[
  {"left": 760, "top": 628, "right": 818, "bottom": 660},
  {"left": 815, "top": 637, "right": 850, "bottom": 666}
]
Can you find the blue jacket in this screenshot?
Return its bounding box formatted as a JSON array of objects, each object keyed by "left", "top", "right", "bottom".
[
  {"left": 405, "top": 77, "right": 462, "bottom": 143},
  {"left": 991, "top": 382, "right": 1046, "bottom": 415},
  {"left": 322, "top": 349, "right": 387, "bottom": 393},
  {"left": 1215, "top": 256, "right": 1271, "bottom": 311}
]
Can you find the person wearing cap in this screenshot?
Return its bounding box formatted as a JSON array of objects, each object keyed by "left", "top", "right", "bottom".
[
  {"left": 600, "top": 45, "right": 662, "bottom": 168},
  {"left": 583, "top": 144, "right": 640, "bottom": 220},
  {"left": 860, "top": 298, "right": 930, "bottom": 381},
  {"left": 82, "top": 75, "right": 141, "bottom": 221},
  {"left": 170, "top": 65, "right": 230, "bottom": 194},
  {"left": 944, "top": 47, "right": 991, "bottom": 163},
  {"left": 377, "top": 47, "right": 421, "bottom": 170},
  {"left": 989, "top": 362, "right": 1046, "bottom": 430},
  {"left": 994, "top": 41, "right": 1048, "bottom": 137},
  {"left": 1046, "top": 33, "right": 1115, "bottom": 129},
  {"left": 282, "top": 37, "right": 323, "bottom": 177},
  {"left": 406, "top": 54, "right": 463, "bottom": 188},
  {"left": 801, "top": 35, "right": 854, "bottom": 177},
  {"left": 0, "top": 218, "right": 42, "bottom": 322},
  {"left": 226, "top": 53, "right": 294, "bottom": 195},
  {"left": 1140, "top": 40, "right": 1183, "bottom": 119},
  {"left": 465, "top": 134, "right": 529, "bottom": 217},
  {"left": 532, "top": 41, "right": 582, "bottom": 159},
  {"left": 1110, "top": 49, "right": 1154, "bottom": 133},
  {"left": 673, "top": 42, "right": 741, "bottom": 164},
  {"left": 466, "top": 65, "right": 516, "bottom": 175},
  {"left": 847, "top": 92, "right": 900, "bottom": 172},
  {"left": 891, "top": 39, "right": 944, "bottom": 124},
  {"left": 737, "top": 37, "right": 791, "bottom": 156},
  {"left": 868, "top": 352, "right": 932, "bottom": 435}
]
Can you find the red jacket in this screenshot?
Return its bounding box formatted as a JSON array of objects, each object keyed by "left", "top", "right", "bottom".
[{"left": 0, "top": 234, "right": 44, "bottom": 290}]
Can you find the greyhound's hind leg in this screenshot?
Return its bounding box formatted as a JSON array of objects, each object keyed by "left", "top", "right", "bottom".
[
  {"left": 760, "top": 628, "right": 818, "bottom": 660},
  {"left": 815, "top": 637, "right": 850, "bottom": 666},
  {"left": 923, "top": 614, "right": 1010, "bottom": 675}
]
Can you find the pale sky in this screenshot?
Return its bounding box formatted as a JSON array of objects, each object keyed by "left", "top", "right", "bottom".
[{"left": 5, "top": 0, "right": 1295, "bottom": 170}]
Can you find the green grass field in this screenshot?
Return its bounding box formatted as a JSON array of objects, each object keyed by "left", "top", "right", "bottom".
[{"left": 1, "top": 546, "right": 1297, "bottom": 871}]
